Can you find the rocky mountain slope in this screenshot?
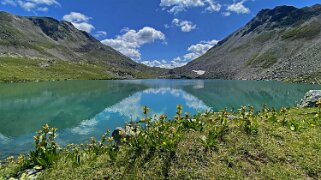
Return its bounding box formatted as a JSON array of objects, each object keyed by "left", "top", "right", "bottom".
[
  {"left": 172, "top": 4, "right": 321, "bottom": 83},
  {"left": 0, "top": 11, "right": 163, "bottom": 81}
]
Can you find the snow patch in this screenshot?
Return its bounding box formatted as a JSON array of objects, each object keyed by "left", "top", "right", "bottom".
[{"left": 192, "top": 70, "right": 206, "bottom": 75}]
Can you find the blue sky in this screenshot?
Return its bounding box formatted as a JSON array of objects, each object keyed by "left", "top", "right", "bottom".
[{"left": 0, "top": 0, "right": 320, "bottom": 68}]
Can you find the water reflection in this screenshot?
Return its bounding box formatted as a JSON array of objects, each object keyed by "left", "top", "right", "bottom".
[{"left": 0, "top": 79, "right": 321, "bottom": 158}]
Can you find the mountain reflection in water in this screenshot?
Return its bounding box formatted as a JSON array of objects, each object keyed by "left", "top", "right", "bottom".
[{"left": 1, "top": 79, "right": 321, "bottom": 158}]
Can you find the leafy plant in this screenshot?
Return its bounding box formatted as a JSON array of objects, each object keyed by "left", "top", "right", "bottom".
[
  {"left": 316, "top": 99, "right": 321, "bottom": 115},
  {"left": 29, "top": 124, "right": 59, "bottom": 168},
  {"left": 241, "top": 106, "right": 258, "bottom": 134},
  {"left": 280, "top": 107, "right": 288, "bottom": 126}
]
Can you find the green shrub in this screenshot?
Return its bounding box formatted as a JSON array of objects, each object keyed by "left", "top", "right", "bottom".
[{"left": 29, "top": 124, "right": 59, "bottom": 168}]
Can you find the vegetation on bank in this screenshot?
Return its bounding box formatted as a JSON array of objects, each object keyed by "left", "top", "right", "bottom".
[
  {"left": 0, "top": 57, "right": 160, "bottom": 82},
  {"left": 0, "top": 57, "right": 112, "bottom": 82},
  {"left": 1, "top": 104, "right": 321, "bottom": 179}
]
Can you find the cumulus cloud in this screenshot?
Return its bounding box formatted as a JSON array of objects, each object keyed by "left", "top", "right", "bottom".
[
  {"left": 36, "top": 6, "right": 48, "bottom": 12},
  {"left": 160, "top": 0, "right": 221, "bottom": 14},
  {"left": 226, "top": 0, "right": 250, "bottom": 14},
  {"left": 101, "top": 27, "right": 165, "bottom": 60},
  {"left": 204, "top": 0, "right": 221, "bottom": 12},
  {"left": 2, "top": 0, "right": 60, "bottom": 12},
  {"left": 1, "top": 0, "right": 16, "bottom": 6},
  {"left": 63, "top": 12, "right": 95, "bottom": 33},
  {"left": 183, "top": 39, "right": 219, "bottom": 61},
  {"left": 222, "top": 11, "right": 231, "bottom": 16},
  {"left": 94, "top": 31, "right": 107, "bottom": 38},
  {"left": 141, "top": 59, "right": 187, "bottom": 69},
  {"left": 142, "top": 39, "right": 218, "bottom": 69},
  {"left": 172, "top": 18, "right": 196, "bottom": 32}
]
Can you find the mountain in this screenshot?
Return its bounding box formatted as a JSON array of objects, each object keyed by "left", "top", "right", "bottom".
[
  {"left": 171, "top": 4, "right": 321, "bottom": 84},
  {"left": 0, "top": 11, "right": 164, "bottom": 81}
]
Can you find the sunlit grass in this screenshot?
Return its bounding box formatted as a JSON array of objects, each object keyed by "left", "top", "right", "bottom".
[{"left": 1, "top": 105, "right": 321, "bottom": 179}]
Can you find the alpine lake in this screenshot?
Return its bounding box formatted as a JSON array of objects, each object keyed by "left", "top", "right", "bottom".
[{"left": 1, "top": 79, "right": 321, "bottom": 158}]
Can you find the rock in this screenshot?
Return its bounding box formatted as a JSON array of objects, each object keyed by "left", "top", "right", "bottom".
[
  {"left": 227, "top": 115, "right": 240, "bottom": 120},
  {"left": 297, "top": 90, "right": 321, "bottom": 107},
  {"left": 112, "top": 125, "right": 139, "bottom": 145},
  {"left": 112, "top": 127, "right": 126, "bottom": 145},
  {"left": 8, "top": 177, "right": 18, "bottom": 180},
  {"left": 20, "top": 173, "right": 27, "bottom": 180},
  {"left": 26, "top": 169, "right": 37, "bottom": 176}
]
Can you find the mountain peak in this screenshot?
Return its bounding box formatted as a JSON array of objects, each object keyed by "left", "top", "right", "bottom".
[
  {"left": 242, "top": 4, "right": 321, "bottom": 36},
  {"left": 174, "top": 4, "right": 321, "bottom": 84}
]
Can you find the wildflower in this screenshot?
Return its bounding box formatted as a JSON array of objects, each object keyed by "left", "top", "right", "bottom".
[
  {"left": 159, "top": 114, "right": 167, "bottom": 120},
  {"left": 169, "top": 127, "right": 177, "bottom": 133},
  {"left": 143, "top": 106, "right": 150, "bottom": 115},
  {"left": 108, "top": 137, "right": 114, "bottom": 142},
  {"left": 176, "top": 104, "right": 182, "bottom": 109},
  {"left": 316, "top": 99, "right": 321, "bottom": 114},
  {"left": 33, "top": 136, "right": 40, "bottom": 141},
  {"left": 140, "top": 118, "right": 146, "bottom": 123},
  {"left": 17, "top": 155, "right": 25, "bottom": 164},
  {"left": 6, "top": 156, "right": 14, "bottom": 163},
  {"left": 200, "top": 135, "right": 207, "bottom": 142}
]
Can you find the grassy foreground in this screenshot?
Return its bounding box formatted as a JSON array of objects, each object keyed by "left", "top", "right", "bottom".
[{"left": 1, "top": 105, "right": 321, "bottom": 179}]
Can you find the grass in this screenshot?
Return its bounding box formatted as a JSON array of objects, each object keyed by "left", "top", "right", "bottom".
[
  {"left": 1, "top": 105, "right": 321, "bottom": 179},
  {"left": 282, "top": 22, "right": 321, "bottom": 40},
  {"left": 286, "top": 71, "right": 321, "bottom": 84},
  {"left": 246, "top": 51, "right": 278, "bottom": 68},
  {"left": 0, "top": 56, "right": 115, "bottom": 82},
  {"left": 0, "top": 56, "right": 164, "bottom": 82}
]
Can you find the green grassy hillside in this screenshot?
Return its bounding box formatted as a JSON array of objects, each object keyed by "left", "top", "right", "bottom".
[{"left": 0, "top": 57, "right": 158, "bottom": 82}]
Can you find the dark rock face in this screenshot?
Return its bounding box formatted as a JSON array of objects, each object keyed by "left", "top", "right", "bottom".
[
  {"left": 298, "top": 90, "right": 321, "bottom": 107},
  {"left": 174, "top": 4, "right": 321, "bottom": 83}
]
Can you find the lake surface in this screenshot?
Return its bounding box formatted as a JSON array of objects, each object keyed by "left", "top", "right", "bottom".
[{"left": 1, "top": 79, "right": 321, "bottom": 158}]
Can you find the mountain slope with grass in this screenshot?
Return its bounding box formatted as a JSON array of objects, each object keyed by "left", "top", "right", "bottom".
[
  {"left": 172, "top": 4, "right": 321, "bottom": 83},
  {"left": 0, "top": 11, "right": 164, "bottom": 81}
]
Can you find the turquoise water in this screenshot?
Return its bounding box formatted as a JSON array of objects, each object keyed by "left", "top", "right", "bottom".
[{"left": 0, "top": 79, "right": 321, "bottom": 158}]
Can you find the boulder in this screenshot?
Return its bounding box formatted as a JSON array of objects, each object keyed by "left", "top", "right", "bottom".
[
  {"left": 111, "top": 125, "right": 139, "bottom": 145},
  {"left": 111, "top": 127, "right": 126, "bottom": 145},
  {"left": 297, "top": 90, "right": 321, "bottom": 107}
]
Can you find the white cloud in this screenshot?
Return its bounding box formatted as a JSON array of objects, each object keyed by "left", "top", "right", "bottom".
[
  {"left": 63, "top": 12, "right": 95, "bottom": 33},
  {"left": 226, "top": 0, "right": 250, "bottom": 14},
  {"left": 222, "top": 11, "right": 231, "bottom": 16},
  {"left": 183, "top": 39, "right": 218, "bottom": 60},
  {"left": 141, "top": 39, "right": 218, "bottom": 69},
  {"left": 94, "top": 31, "right": 107, "bottom": 38},
  {"left": 172, "top": 18, "right": 196, "bottom": 32},
  {"left": 1, "top": 0, "right": 16, "bottom": 6},
  {"left": 160, "top": 0, "right": 221, "bottom": 14},
  {"left": 71, "top": 118, "right": 99, "bottom": 135},
  {"left": 3, "top": 0, "right": 60, "bottom": 12},
  {"left": 204, "top": 0, "right": 221, "bottom": 12},
  {"left": 0, "top": 132, "right": 11, "bottom": 144},
  {"left": 101, "top": 27, "right": 165, "bottom": 60},
  {"left": 63, "top": 12, "right": 91, "bottom": 23},
  {"left": 36, "top": 6, "right": 48, "bottom": 11},
  {"left": 141, "top": 59, "right": 187, "bottom": 69},
  {"left": 164, "top": 24, "right": 170, "bottom": 29}
]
